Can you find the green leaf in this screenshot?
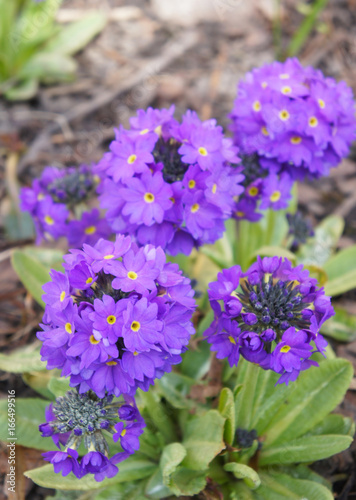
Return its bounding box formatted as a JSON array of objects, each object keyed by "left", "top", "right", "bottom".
[
  {"left": 25, "top": 458, "right": 157, "bottom": 490},
  {"left": 218, "top": 388, "right": 235, "bottom": 445},
  {"left": 323, "top": 245, "right": 356, "bottom": 296},
  {"left": 93, "top": 481, "right": 147, "bottom": 500},
  {"left": 0, "top": 398, "right": 57, "bottom": 451},
  {"left": 248, "top": 246, "right": 296, "bottom": 267},
  {"left": 234, "top": 361, "right": 260, "bottom": 430},
  {"left": 22, "top": 246, "right": 64, "bottom": 271},
  {"left": 45, "top": 12, "right": 107, "bottom": 56},
  {"left": 4, "top": 78, "right": 38, "bottom": 100},
  {"left": 297, "top": 215, "right": 344, "bottom": 268},
  {"left": 224, "top": 462, "right": 261, "bottom": 489},
  {"left": 157, "top": 372, "right": 196, "bottom": 409},
  {"left": 48, "top": 377, "right": 71, "bottom": 398},
  {"left": 20, "top": 52, "right": 76, "bottom": 83},
  {"left": 22, "top": 370, "right": 56, "bottom": 400},
  {"left": 260, "top": 434, "right": 352, "bottom": 465},
  {"left": 182, "top": 410, "right": 225, "bottom": 470},
  {"left": 4, "top": 210, "right": 35, "bottom": 240},
  {"left": 169, "top": 467, "right": 207, "bottom": 496},
  {"left": 262, "top": 359, "right": 353, "bottom": 446},
  {"left": 0, "top": 344, "right": 45, "bottom": 373},
  {"left": 12, "top": 249, "right": 51, "bottom": 307},
  {"left": 320, "top": 306, "right": 356, "bottom": 342},
  {"left": 306, "top": 413, "right": 355, "bottom": 438},
  {"left": 160, "top": 443, "right": 186, "bottom": 486},
  {"left": 257, "top": 471, "right": 334, "bottom": 500},
  {"left": 145, "top": 469, "right": 171, "bottom": 499}
]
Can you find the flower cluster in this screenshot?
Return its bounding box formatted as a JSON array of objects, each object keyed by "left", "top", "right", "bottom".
[
  {"left": 20, "top": 165, "right": 111, "bottom": 247},
  {"left": 230, "top": 58, "right": 356, "bottom": 181},
  {"left": 96, "top": 106, "right": 244, "bottom": 255},
  {"left": 205, "top": 256, "right": 334, "bottom": 384},
  {"left": 38, "top": 235, "right": 196, "bottom": 396},
  {"left": 40, "top": 391, "right": 145, "bottom": 480}
]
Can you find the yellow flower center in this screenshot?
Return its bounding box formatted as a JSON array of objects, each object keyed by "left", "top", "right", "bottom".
[
  {"left": 281, "top": 86, "right": 292, "bottom": 95},
  {"left": 104, "top": 254, "right": 114, "bottom": 260},
  {"left": 290, "top": 136, "right": 302, "bottom": 145},
  {"left": 188, "top": 180, "right": 196, "bottom": 189},
  {"left": 279, "top": 109, "right": 290, "bottom": 121},
  {"left": 261, "top": 81, "right": 268, "bottom": 88},
  {"left": 169, "top": 197, "right": 175, "bottom": 204},
  {"left": 90, "top": 335, "right": 100, "bottom": 345},
  {"left": 106, "top": 360, "right": 117, "bottom": 366},
  {"left": 37, "top": 193, "right": 45, "bottom": 201},
  {"left": 133, "top": 351, "right": 139, "bottom": 356},
  {"left": 131, "top": 321, "right": 141, "bottom": 332},
  {"left": 252, "top": 100, "right": 261, "bottom": 112},
  {"left": 212, "top": 183, "right": 217, "bottom": 194},
  {"left": 65, "top": 323, "right": 72, "bottom": 334},
  {"left": 44, "top": 215, "right": 54, "bottom": 225},
  {"left": 280, "top": 345, "right": 291, "bottom": 353},
  {"left": 308, "top": 116, "right": 318, "bottom": 127},
  {"left": 84, "top": 225, "right": 96, "bottom": 235},
  {"left": 144, "top": 192, "right": 155, "bottom": 203},
  {"left": 140, "top": 128, "right": 149, "bottom": 135},
  {"left": 127, "top": 271, "right": 137, "bottom": 280},
  {"left": 60, "top": 291, "right": 66, "bottom": 302},
  {"left": 86, "top": 277, "right": 93, "bottom": 285},
  {"left": 279, "top": 73, "right": 290, "bottom": 79},
  {"left": 270, "top": 190, "right": 281, "bottom": 202},
  {"left": 261, "top": 126, "right": 269, "bottom": 137},
  {"left": 236, "top": 211, "right": 244, "bottom": 217},
  {"left": 107, "top": 315, "right": 116, "bottom": 325},
  {"left": 228, "top": 336, "right": 236, "bottom": 345},
  {"left": 127, "top": 154, "right": 137, "bottom": 164},
  {"left": 121, "top": 429, "right": 127, "bottom": 437},
  {"left": 198, "top": 147, "right": 208, "bottom": 156},
  {"left": 318, "top": 98, "right": 325, "bottom": 109},
  {"left": 191, "top": 203, "right": 200, "bottom": 213},
  {"left": 248, "top": 186, "right": 259, "bottom": 197}
]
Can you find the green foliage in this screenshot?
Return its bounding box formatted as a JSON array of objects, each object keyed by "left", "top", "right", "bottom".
[{"left": 0, "top": 0, "right": 106, "bottom": 100}]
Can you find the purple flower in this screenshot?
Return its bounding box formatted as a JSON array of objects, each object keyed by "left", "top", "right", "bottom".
[
  {"left": 205, "top": 256, "right": 333, "bottom": 383},
  {"left": 120, "top": 172, "right": 173, "bottom": 225},
  {"left": 40, "top": 391, "right": 145, "bottom": 481},
  {"left": 42, "top": 449, "right": 81, "bottom": 477},
  {"left": 38, "top": 236, "right": 196, "bottom": 397},
  {"left": 20, "top": 164, "right": 106, "bottom": 248},
  {"left": 230, "top": 58, "right": 356, "bottom": 180},
  {"left": 96, "top": 107, "right": 244, "bottom": 255}
]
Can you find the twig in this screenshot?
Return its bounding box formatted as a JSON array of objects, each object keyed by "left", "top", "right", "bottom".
[{"left": 18, "top": 30, "right": 198, "bottom": 173}]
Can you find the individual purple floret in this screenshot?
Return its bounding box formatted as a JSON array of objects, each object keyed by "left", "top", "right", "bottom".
[
  {"left": 230, "top": 58, "right": 356, "bottom": 180},
  {"left": 40, "top": 390, "right": 145, "bottom": 481},
  {"left": 204, "top": 256, "right": 334, "bottom": 384},
  {"left": 96, "top": 106, "right": 245, "bottom": 255},
  {"left": 20, "top": 165, "right": 111, "bottom": 247},
  {"left": 37, "top": 236, "right": 196, "bottom": 396}
]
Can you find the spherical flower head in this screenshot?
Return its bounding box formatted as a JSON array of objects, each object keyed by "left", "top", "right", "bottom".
[
  {"left": 230, "top": 58, "right": 356, "bottom": 180},
  {"left": 40, "top": 390, "right": 145, "bottom": 481},
  {"left": 19, "top": 164, "right": 110, "bottom": 247},
  {"left": 96, "top": 106, "right": 245, "bottom": 255},
  {"left": 205, "top": 256, "right": 333, "bottom": 383},
  {"left": 38, "top": 236, "right": 196, "bottom": 396}
]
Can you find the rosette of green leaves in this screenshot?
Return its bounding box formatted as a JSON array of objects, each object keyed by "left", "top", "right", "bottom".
[{"left": 0, "top": 0, "right": 106, "bottom": 100}]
